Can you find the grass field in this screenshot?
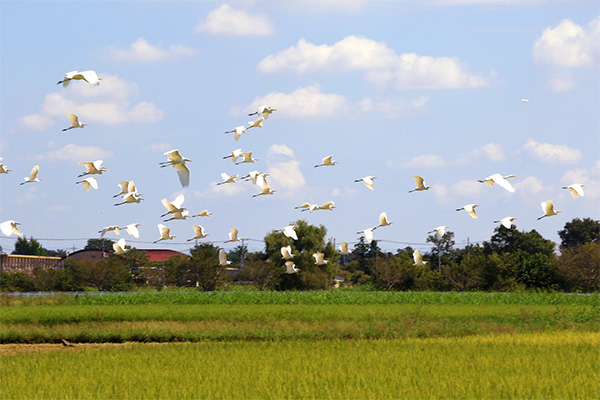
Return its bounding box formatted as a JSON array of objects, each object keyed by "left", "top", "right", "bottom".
[{"left": 1, "top": 290, "right": 598, "bottom": 399}]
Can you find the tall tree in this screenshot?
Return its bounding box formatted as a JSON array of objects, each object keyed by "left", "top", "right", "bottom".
[
  {"left": 12, "top": 237, "right": 47, "bottom": 256},
  {"left": 558, "top": 218, "right": 600, "bottom": 249},
  {"left": 188, "top": 243, "right": 229, "bottom": 291},
  {"left": 84, "top": 238, "right": 114, "bottom": 250}
]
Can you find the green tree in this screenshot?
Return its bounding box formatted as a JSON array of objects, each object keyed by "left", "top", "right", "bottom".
[
  {"left": 84, "top": 238, "right": 114, "bottom": 250},
  {"left": 188, "top": 243, "right": 229, "bottom": 291},
  {"left": 238, "top": 252, "right": 283, "bottom": 290},
  {"left": 426, "top": 230, "right": 456, "bottom": 272},
  {"left": 554, "top": 242, "right": 599, "bottom": 292},
  {"left": 12, "top": 237, "right": 47, "bottom": 256},
  {"left": 558, "top": 218, "right": 600, "bottom": 249}
]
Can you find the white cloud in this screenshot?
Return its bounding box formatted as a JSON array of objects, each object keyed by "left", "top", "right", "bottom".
[
  {"left": 548, "top": 72, "right": 577, "bottom": 92},
  {"left": 145, "top": 143, "right": 173, "bottom": 153},
  {"left": 108, "top": 37, "right": 198, "bottom": 61},
  {"left": 515, "top": 176, "right": 545, "bottom": 196},
  {"left": 266, "top": 144, "right": 305, "bottom": 192},
  {"left": 356, "top": 96, "right": 430, "bottom": 118},
  {"left": 457, "top": 143, "right": 504, "bottom": 164},
  {"left": 431, "top": 184, "right": 452, "bottom": 204},
  {"left": 246, "top": 84, "right": 349, "bottom": 118},
  {"left": 450, "top": 180, "right": 483, "bottom": 197},
  {"left": 259, "top": 36, "right": 490, "bottom": 90},
  {"left": 268, "top": 144, "right": 295, "bottom": 158},
  {"left": 522, "top": 139, "right": 582, "bottom": 164},
  {"left": 195, "top": 4, "right": 275, "bottom": 36},
  {"left": 195, "top": 181, "right": 247, "bottom": 199},
  {"left": 534, "top": 16, "right": 600, "bottom": 67},
  {"left": 40, "top": 144, "right": 114, "bottom": 163},
  {"left": 18, "top": 186, "right": 46, "bottom": 204},
  {"left": 284, "top": 0, "right": 367, "bottom": 12},
  {"left": 401, "top": 154, "right": 448, "bottom": 168},
  {"left": 22, "top": 74, "right": 164, "bottom": 130},
  {"left": 20, "top": 114, "right": 54, "bottom": 131}
]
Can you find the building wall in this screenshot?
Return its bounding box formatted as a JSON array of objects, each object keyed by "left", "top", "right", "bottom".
[{"left": 0, "top": 254, "right": 64, "bottom": 276}]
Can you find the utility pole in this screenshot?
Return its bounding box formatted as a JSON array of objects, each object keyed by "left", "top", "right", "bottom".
[
  {"left": 467, "top": 237, "right": 470, "bottom": 260},
  {"left": 240, "top": 239, "right": 246, "bottom": 268}
]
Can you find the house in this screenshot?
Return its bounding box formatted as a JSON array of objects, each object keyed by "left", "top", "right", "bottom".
[
  {"left": 0, "top": 253, "right": 63, "bottom": 276},
  {"left": 65, "top": 248, "right": 188, "bottom": 263}
]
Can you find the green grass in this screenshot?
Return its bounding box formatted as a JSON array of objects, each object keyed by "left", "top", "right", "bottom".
[{"left": 2, "top": 331, "right": 597, "bottom": 399}]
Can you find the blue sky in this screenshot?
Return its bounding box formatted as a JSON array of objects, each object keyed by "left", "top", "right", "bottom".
[{"left": 1, "top": 1, "right": 598, "bottom": 256}]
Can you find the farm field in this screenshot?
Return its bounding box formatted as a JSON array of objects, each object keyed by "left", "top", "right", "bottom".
[{"left": 1, "top": 291, "right": 599, "bottom": 399}]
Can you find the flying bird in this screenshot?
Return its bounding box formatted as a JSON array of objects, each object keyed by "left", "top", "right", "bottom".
[
  {"left": 355, "top": 176, "right": 376, "bottom": 190},
  {"left": 124, "top": 223, "right": 140, "bottom": 238},
  {"left": 241, "top": 170, "right": 269, "bottom": 185},
  {"left": 314, "top": 155, "right": 338, "bottom": 168},
  {"left": 252, "top": 174, "right": 276, "bottom": 197},
  {"left": 478, "top": 173, "right": 516, "bottom": 193},
  {"left": 219, "top": 249, "right": 232, "bottom": 266},
  {"left": 562, "top": 184, "right": 585, "bottom": 198},
  {"left": 20, "top": 165, "right": 41, "bottom": 185},
  {"left": 154, "top": 224, "right": 175, "bottom": 244},
  {"left": 428, "top": 225, "right": 449, "bottom": 239},
  {"left": 75, "top": 177, "right": 98, "bottom": 192},
  {"left": 160, "top": 150, "right": 191, "bottom": 188},
  {"left": 192, "top": 210, "right": 213, "bottom": 217},
  {"left": 339, "top": 242, "right": 352, "bottom": 255},
  {"left": 112, "top": 238, "right": 128, "bottom": 255},
  {"left": 160, "top": 194, "right": 186, "bottom": 218},
  {"left": 317, "top": 201, "right": 336, "bottom": 211},
  {"left": 247, "top": 116, "right": 264, "bottom": 129},
  {"left": 538, "top": 200, "right": 561, "bottom": 220},
  {"left": 114, "top": 192, "right": 143, "bottom": 206},
  {"left": 456, "top": 204, "right": 479, "bottom": 219},
  {"left": 0, "top": 162, "right": 11, "bottom": 174},
  {"left": 235, "top": 152, "right": 258, "bottom": 165},
  {"left": 313, "top": 252, "right": 328, "bottom": 265},
  {"left": 113, "top": 181, "right": 137, "bottom": 198},
  {"left": 78, "top": 160, "right": 106, "bottom": 177},
  {"left": 99, "top": 225, "right": 121, "bottom": 238},
  {"left": 285, "top": 261, "right": 300, "bottom": 274},
  {"left": 413, "top": 250, "right": 429, "bottom": 266},
  {"left": 409, "top": 176, "right": 431, "bottom": 193},
  {"left": 225, "top": 126, "right": 248, "bottom": 141},
  {"left": 163, "top": 210, "right": 194, "bottom": 222},
  {"left": 282, "top": 225, "right": 298, "bottom": 240},
  {"left": 225, "top": 227, "right": 240, "bottom": 243},
  {"left": 374, "top": 212, "right": 393, "bottom": 229},
  {"left": 494, "top": 217, "right": 516, "bottom": 229},
  {"left": 188, "top": 225, "right": 209, "bottom": 241},
  {"left": 223, "top": 148, "right": 243, "bottom": 164},
  {"left": 217, "top": 172, "right": 238, "bottom": 185},
  {"left": 281, "top": 245, "right": 294, "bottom": 260},
  {"left": 298, "top": 203, "right": 319, "bottom": 213},
  {"left": 0, "top": 220, "right": 23, "bottom": 237},
  {"left": 62, "top": 113, "right": 87, "bottom": 131},
  {"left": 57, "top": 70, "right": 101, "bottom": 87},
  {"left": 357, "top": 227, "right": 374, "bottom": 243},
  {"left": 248, "top": 105, "right": 276, "bottom": 120}
]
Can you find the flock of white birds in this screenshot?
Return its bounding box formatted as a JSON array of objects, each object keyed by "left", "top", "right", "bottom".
[{"left": 0, "top": 71, "right": 588, "bottom": 272}]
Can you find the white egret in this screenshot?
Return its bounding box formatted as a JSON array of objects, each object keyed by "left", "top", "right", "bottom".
[
  {"left": 192, "top": 210, "right": 213, "bottom": 217},
  {"left": 0, "top": 163, "right": 11, "bottom": 174},
  {"left": 225, "top": 227, "right": 240, "bottom": 243},
  {"left": 285, "top": 261, "right": 300, "bottom": 274},
  {"left": 456, "top": 204, "right": 479, "bottom": 219},
  {"left": 160, "top": 150, "right": 191, "bottom": 188},
  {"left": 299, "top": 203, "right": 319, "bottom": 213},
  {"left": 282, "top": 225, "right": 298, "bottom": 240},
  {"left": 252, "top": 174, "right": 276, "bottom": 197},
  {"left": 521, "top": 99, "right": 529, "bottom": 103},
  {"left": 113, "top": 181, "right": 137, "bottom": 198},
  {"left": 235, "top": 152, "right": 258, "bottom": 165},
  {"left": 357, "top": 228, "right": 374, "bottom": 243},
  {"left": 538, "top": 200, "right": 561, "bottom": 220},
  {"left": 163, "top": 210, "right": 194, "bottom": 222},
  {"left": 494, "top": 217, "right": 516, "bottom": 229},
  {"left": 241, "top": 170, "right": 269, "bottom": 185},
  {"left": 78, "top": 160, "right": 106, "bottom": 177},
  {"left": 339, "top": 242, "right": 352, "bottom": 255},
  {"left": 314, "top": 155, "right": 338, "bottom": 168},
  {"left": 317, "top": 201, "right": 336, "bottom": 211},
  {"left": 313, "top": 252, "right": 328, "bottom": 265},
  {"left": 562, "top": 184, "right": 585, "bottom": 198},
  {"left": 478, "top": 173, "right": 516, "bottom": 193},
  {"left": 223, "top": 149, "right": 243, "bottom": 164},
  {"left": 225, "top": 126, "right": 248, "bottom": 141},
  {"left": 62, "top": 113, "right": 87, "bottom": 131},
  {"left": 114, "top": 192, "right": 143, "bottom": 206},
  {"left": 217, "top": 172, "right": 238, "bottom": 185},
  {"left": 295, "top": 202, "right": 311, "bottom": 210},
  {"left": 355, "top": 176, "right": 376, "bottom": 190},
  {"left": 248, "top": 105, "right": 276, "bottom": 120},
  {"left": 409, "top": 176, "right": 431, "bottom": 193},
  {"left": 428, "top": 226, "right": 449, "bottom": 239},
  {"left": 247, "top": 116, "right": 264, "bottom": 129},
  {"left": 160, "top": 194, "right": 186, "bottom": 218},
  {"left": 187, "top": 225, "right": 209, "bottom": 241},
  {"left": 413, "top": 250, "right": 429, "bottom": 266},
  {"left": 20, "top": 165, "right": 41, "bottom": 185},
  {"left": 57, "top": 70, "right": 101, "bottom": 87},
  {"left": 374, "top": 212, "right": 393, "bottom": 229},
  {"left": 281, "top": 245, "right": 294, "bottom": 260},
  {"left": 154, "top": 224, "right": 175, "bottom": 244},
  {"left": 124, "top": 223, "right": 140, "bottom": 238},
  {"left": 0, "top": 220, "right": 23, "bottom": 237},
  {"left": 98, "top": 225, "right": 121, "bottom": 238},
  {"left": 219, "top": 249, "right": 232, "bottom": 266},
  {"left": 75, "top": 177, "right": 98, "bottom": 192},
  {"left": 112, "top": 238, "right": 128, "bottom": 255}
]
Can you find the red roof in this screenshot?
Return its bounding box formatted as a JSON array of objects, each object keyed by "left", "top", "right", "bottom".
[{"left": 137, "top": 249, "right": 188, "bottom": 262}]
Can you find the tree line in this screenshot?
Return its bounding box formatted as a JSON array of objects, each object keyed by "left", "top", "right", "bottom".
[{"left": 1, "top": 218, "right": 598, "bottom": 293}]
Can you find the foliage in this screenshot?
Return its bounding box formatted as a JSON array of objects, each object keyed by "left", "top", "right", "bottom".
[
  {"left": 426, "top": 230, "right": 456, "bottom": 271},
  {"left": 11, "top": 237, "right": 47, "bottom": 256},
  {"left": 0, "top": 272, "right": 35, "bottom": 292},
  {"left": 84, "top": 238, "right": 114, "bottom": 250},
  {"left": 187, "top": 243, "right": 229, "bottom": 291},
  {"left": 558, "top": 217, "right": 600, "bottom": 249},
  {"left": 237, "top": 253, "right": 282, "bottom": 290},
  {"left": 554, "top": 242, "right": 600, "bottom": 292}
]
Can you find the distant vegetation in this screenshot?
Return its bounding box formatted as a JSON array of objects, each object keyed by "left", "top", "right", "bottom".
[{"left": 2, "top": 217, "right": 598, "bottom": 293}]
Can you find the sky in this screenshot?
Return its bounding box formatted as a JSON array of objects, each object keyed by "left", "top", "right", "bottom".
[{"left": 0, "top": 0, "right": 598, "bottom": 256}]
